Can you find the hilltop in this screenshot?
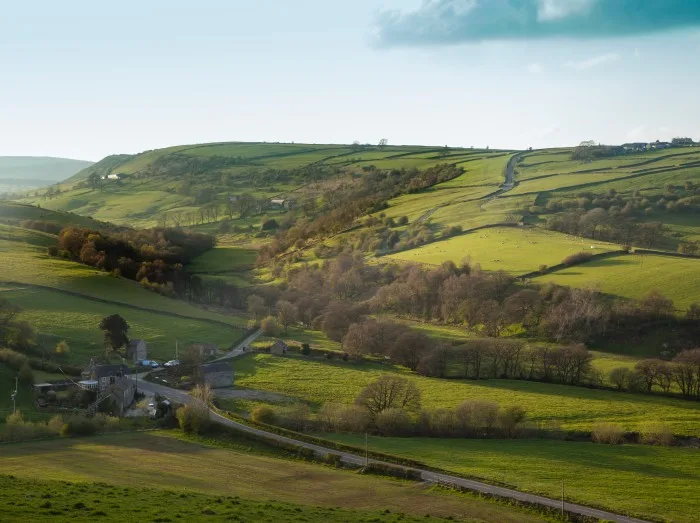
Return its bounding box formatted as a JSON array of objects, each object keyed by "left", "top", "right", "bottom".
[{"left": 0, "top": 156, "right": 93, "bottom": 194}]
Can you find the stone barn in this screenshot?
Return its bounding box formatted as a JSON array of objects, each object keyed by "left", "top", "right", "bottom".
[
  {"left": 200, "top": 361, "right": 234, "bottom": 388},
  {"left": 126, "top": 339, "right": 148, "bottom": 364},
  {"left": 269, "top": 339, "right": 289, "bottom": 355}
]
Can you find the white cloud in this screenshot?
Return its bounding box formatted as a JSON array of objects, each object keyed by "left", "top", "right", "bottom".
[
  {"left": 564, "top": 52, "right": 621, "bottom": 70},
  {"left": 527, "top": 62, "right": 544, "bottom": 74},
  {"left": 537, "top": 0, "right": 597, "bottom": 22}
]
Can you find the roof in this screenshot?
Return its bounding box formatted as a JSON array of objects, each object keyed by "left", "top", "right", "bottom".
[
  {"left": 90, "top": 364, "right": 130, "bottom": 379},
  {"left": 272, "top": 339, "right": 289, "bottom": 348},
  {"left": 200, "top": 362, "right": 232, "bottom": 374}
]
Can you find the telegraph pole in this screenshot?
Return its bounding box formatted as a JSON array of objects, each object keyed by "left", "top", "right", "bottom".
[
  {"left": 561, "top": 479, "right": 565, "bottom": 518},
  {"left": 11, "top": 377, "right": 18, "bottom": 413},
  {"left": 365, "top": 432, "right": 369, "bottom": 467}
]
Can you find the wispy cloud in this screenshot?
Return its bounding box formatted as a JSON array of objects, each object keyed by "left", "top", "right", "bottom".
[
  {"left": 527, "top": 62, "right": 544, "bottom": 74},
  {"left": 564, "top": 52, "right": 620, "bottom": 70},
  {"left": 374, "top": 0, "right": 700, "bottom": 47}
]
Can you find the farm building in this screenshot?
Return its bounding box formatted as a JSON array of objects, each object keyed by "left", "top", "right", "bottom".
[
  {"left": 189, "top": 343, "right": 218, "bottom": 358},
  {"left": 81, "top": 362, "right": 135, "bottom": 415},
  {"left": 126, "top": 339, "right": 148, "bottom": 364},
  {"left": 200, "top": 361, "right": 234, "bottom": 388},
  {"left": 270, "top": 340, "right": 289, "bottom": 355}
]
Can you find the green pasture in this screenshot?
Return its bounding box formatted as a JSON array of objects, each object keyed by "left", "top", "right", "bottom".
[
  {"left": 0, "top": 201, "right": 97, "bottom": 228},
  {"left": 386, "top": 226, "right": 617, "bottom": 274},
  {"left": 0, "top": 432, "right": 545, "bottom": 523},
  {"left": 0, "top": 226, "right": 245, "bottom": 326},
  {"left": 1, "top": 286, "right": 244, "bottom": 364},
  {"left": 234, "top": 354, "right": 700, "bottom": 434},
  {"left": 189, "top": 245, "right": 257, "bottom": 273},
  {"left": 325, "top": 435, "right": 700, "bottom": 523},
  {"left": 536, "top": 253, "right": 700, "bottom": 310}
]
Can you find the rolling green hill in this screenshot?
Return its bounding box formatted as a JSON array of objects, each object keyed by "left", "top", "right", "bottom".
[
  {"left": 23, "top": 142, "right": 510, "bottom": 228},
  {"left": 0, "top": 156, "right": 93, "bottom": 182},
  {"left": 0, "top": 221, "right": 246, "bottom": 365}
]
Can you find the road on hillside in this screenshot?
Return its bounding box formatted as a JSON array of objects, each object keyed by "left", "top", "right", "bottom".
[
  {"left": 133, "top": 378, "right": 649, "bottom": 523},
  {"left": 213, "top": 329, "right": 262, "bottom": 361}
]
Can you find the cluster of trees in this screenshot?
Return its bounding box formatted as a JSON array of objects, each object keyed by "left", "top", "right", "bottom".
[
  {"left": 248, "top": 253, "right": 698, "bottom": 372},
  {"left": 257, "top": 164, "right": 472, "bottom": 264},
  {"left": 571, "top": 142, "right": 624, "bottom": 162},
  {"left": 546, "top": 207, "right": 665, "bottom": 247},
  {"left": 610, "top": 349, "right": 700, "bottom": 398},
  {"left": 539, "top": 184, "right": 700, "bottom": 249},
  {"left": 0, "top": 300, "right": 35, "bottom": 354},
  {"left": 253, "top": 375, "right": 528, "bottom": 438},
  {"left": 50, "top": 226, "right": 240, "bottom": 306},
  {"left": 406, "top": 164, "right": 463, "bottom": 193}
]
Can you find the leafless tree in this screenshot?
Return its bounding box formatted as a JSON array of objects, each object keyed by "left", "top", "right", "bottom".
[{"left": 355, "top": 375, "right": 421, "bottom": 417}]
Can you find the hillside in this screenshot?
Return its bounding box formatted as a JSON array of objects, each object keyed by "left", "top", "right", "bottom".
[
  {"left": 0, "top": 157, "right": 93, "bottom": 194},
  {"left": 23, "top": 142, "right": 512, "bottom": 228}
]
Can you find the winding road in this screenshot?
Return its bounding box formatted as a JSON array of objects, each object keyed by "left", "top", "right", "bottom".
[{"left": 132, "top": 376, "right": 649, "bottom": 523}]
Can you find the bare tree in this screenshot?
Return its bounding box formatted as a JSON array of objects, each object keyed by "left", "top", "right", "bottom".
[
  {"left": 378, "top": 138, "right": 388, "bottom": 150},
  {"left": 247, "top": 295, "right": 267, "bottom": 320},
  {"left": 355, "top": 375, "right": 421, "bottom": 417},
  {"left": 276, "top": 299, "right": 298, "bottom": 334},
  {"left": 390, "top": 330, "right": 431, "bottom": 371}
]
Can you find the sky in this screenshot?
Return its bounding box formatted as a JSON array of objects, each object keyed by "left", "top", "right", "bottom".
[{"left": 2, "top": 0, "right": 700, "bottom": 161}]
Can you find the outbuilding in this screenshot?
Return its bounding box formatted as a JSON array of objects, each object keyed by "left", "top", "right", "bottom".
[{"left": 199, "top": 361, "right": 234, "bottom": 388}]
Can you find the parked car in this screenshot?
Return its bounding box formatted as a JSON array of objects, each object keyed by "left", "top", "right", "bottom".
[{"left": 164, "top": 360, "right": 180, "bottom": 368}]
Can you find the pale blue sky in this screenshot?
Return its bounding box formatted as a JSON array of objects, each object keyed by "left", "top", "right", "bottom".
[{"left": 2, "top": 0, "right": 699, "bottom": 160}]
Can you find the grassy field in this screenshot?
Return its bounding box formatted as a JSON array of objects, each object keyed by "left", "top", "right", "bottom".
[
  {"left": 21, "top": 142, "right": 499, "bottom": 228},
  {"left": 233, "top": 354, "right": 700, "bottom": 435},
  {"left": 189, "top": 245, "right": 257, "bottom": 273},
  {"left": 386, "top": 226, "right": 618, "bottom": 274},
  {"left": 0, "top": 222, "right": 247, "bottom": 364},
  {"left": 0, "top": 432, "right": 548, "bottom": 523},
  {"left": 0, "top": 286, "right": 244, "bottom": 364},
  {"left": 324, "top": 434, "right": 699, "bottom": 523},
  {"left": 536, "top": 253, "right": 700, "bottom": 310}
]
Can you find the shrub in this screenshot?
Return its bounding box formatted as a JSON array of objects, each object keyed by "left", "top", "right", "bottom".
[
  {"left": 277, "top": 403, "right": 310, "bottom": 432},
  {"left": 176, "top": 405, "right": 210, "bottom": 434},
  {"left": 260, "top": 316, "right": 279, "bottom": 336},
  {"left": 497, "top": 405, "right": 527, "bottom": 436},
  {"left": 47, "top": 415, "right": 64, "bottom": 434},
  {"left": 0, "top": 349, "right": 29, "bottom": 371},
  {"left": 18, "top": 363, "right": 34, "bottom": 385},
  {"left": 335, "top": 405, "right": 372, "bottom": 433},
  {"left": 639, "top": 422, "right": 674, "bottom": 446},
  {"left": 375, "top": 408, "right": 413, "bottom": 436},
  {"left": 609, "top": 367, "right": 632, "bottom": 391},
  {"left": 591, "top": 423, "right": 624, "bottom": 445},
  {"left": 55, "top": 340, "right": 70, "bottom": 356},
  {"left": 455, "top": 400, "right": 499, "bottom": 432},
  {"left": 60, "top": 415, "right": 100, "bottom": 437},
  {"left": 561, "top": 252, "right": 593, "bottom": 266},
  {"left": 46, "top": 245, "right": 59, "bottom": 256},
  {"left": 322, "top": 453, "right": 343, "bottom": 467},
  {"left": 251, "top": 406, "right": 276, "bottom": 425}
]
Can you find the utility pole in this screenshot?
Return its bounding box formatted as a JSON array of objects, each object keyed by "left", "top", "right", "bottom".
[
  {"left": 11, "top": 377, "right": 18, "bottom": 414},
  {"left": 176, "top": 340, "right": 179, "bottom": 360},
  {"left": 561, "top": 479, "right": 565, "bottom": 518},
  {"left": 365, "top": 432, "right": 369, "bottom": 467}
]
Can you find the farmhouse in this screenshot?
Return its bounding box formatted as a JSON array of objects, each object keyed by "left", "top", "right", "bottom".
[
  {"left": 270, "top": 198, "right": 295, "bottom": 210},
  {"left": 622, "top": 143, "right": 648, "bottom": 153},
  {"left": 81, "top": 362, "right": 135, "bottom": 415},
  {"left": 126, "top": 339, "right": 148, "bottom": 364},
  {"left": 649, "top": 141, "right": 672, "bottom": 150},
  {"left": 105, "top": 173, "right": 126, "bottom": 180},
  {"left": 199, "top": 361, "right": 234, "bottom": 388},
  {"left": 270, "top": 339, "right": 289, "bottom": 355},
  {"left": 189, "top": 343, "right": 217, "bottom": 358}
]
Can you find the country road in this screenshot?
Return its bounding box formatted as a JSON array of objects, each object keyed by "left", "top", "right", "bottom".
[
  {"left": 133, "top": 377, "right": 649, "bottom": 523},
  {"left": 213, "top": 328, "right": 262, "bottom": 361}
]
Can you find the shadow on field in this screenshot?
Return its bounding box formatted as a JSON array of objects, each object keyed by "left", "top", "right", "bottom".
[
  {"left": 0, "top": 432, "right": 210, "bottom": 457},
  {"left": 460, "top": 439, "right": 699, "bottom": 480},
  {"left": 474, "top": 379, "right": 700, "bottom": 412}
]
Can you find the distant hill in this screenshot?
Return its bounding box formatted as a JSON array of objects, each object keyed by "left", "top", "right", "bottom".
[{"left": 0, "top": 156, "right": 93, "bottom": 182}]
